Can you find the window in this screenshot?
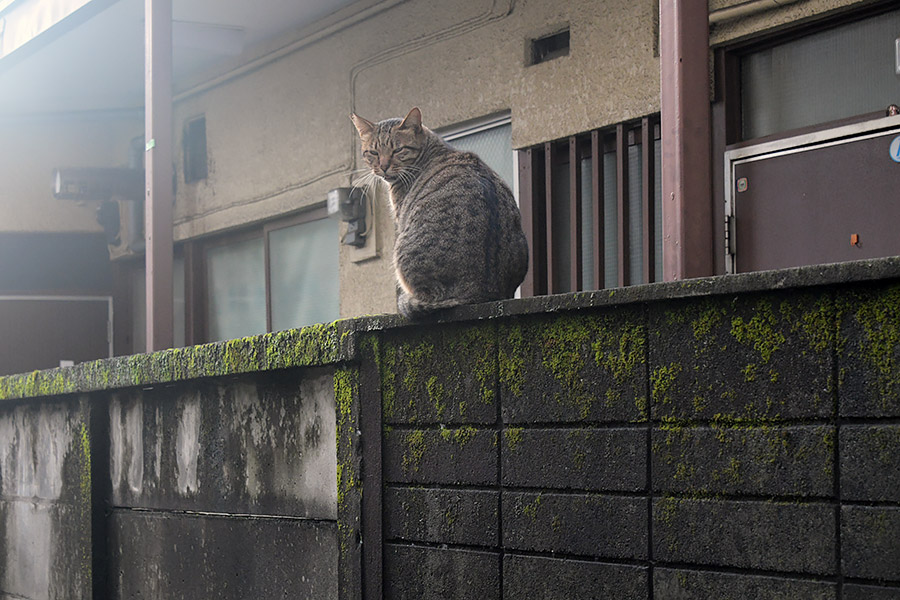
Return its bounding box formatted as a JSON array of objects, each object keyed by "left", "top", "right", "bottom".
[
  {"left": 204, "top": 207, "right": 339, "bottom": 342},
  {"left": 206, "top": 236, "right": 265, "bottom": 341},
  {"left": 441, "top": 114, "right": 515, "bottom": 191},
  {"left": 517, "top": 116, "right": 662, "bottom": 296},
  {"left": 741, "top": 7, "right": 900, "bottom": 140},
  {"left": 183, "top": 116, "right": 208, "bottom": 183}
]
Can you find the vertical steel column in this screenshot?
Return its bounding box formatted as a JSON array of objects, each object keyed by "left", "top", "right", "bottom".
[
  {"left": 144, "top": 0, "right": 174, "bottom": 351},
  {"left": 660, "top": 0, "right": 714, "bottom": 281},
  {"left": 544, "top": 142, "right": 556, "bottom": 294}
]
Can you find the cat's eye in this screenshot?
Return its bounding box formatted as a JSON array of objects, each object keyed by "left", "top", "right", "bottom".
[{"left": 364, "top": 150, "right": 379, "bottom": 158}]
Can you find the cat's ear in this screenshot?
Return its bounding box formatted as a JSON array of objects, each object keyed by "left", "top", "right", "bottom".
[
  {"left": 350, "top": 113, "right": 376, "bottom": 138},
  {"left": 399, "top": 107, "right": 423, "bottom": 132}
]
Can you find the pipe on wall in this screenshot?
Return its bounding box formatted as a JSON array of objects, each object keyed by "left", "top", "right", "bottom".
[{"left": 709, "top": 0, "right": 806, "bottom": 26}]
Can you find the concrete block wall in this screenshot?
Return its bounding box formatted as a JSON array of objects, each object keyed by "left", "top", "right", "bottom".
[
  {"left": 1, "top": 258, "right": 900, "bottom": 599},
  {"left": 369, "top": 268, "right": 900, "bottom": 599}
]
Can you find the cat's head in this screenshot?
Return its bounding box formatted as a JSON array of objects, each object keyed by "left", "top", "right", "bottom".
[{"left": 350, "top": 107, "right": 427, "bottom": 184}]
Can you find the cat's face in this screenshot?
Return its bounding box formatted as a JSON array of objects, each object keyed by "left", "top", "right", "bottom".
[{"left": 351, "top": 108, "right": 425, "bottom": 185}]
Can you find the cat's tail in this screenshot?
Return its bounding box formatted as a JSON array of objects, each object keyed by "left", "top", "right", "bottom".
[{"left": 398, "top": 294, "right": 468, "bottom": 320}]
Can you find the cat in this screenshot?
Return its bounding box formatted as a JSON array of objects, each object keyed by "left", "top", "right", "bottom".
[{"left": 351, "top": 107, "right": 529, "bottom": 319}]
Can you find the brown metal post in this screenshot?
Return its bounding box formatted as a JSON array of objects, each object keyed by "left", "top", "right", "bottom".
[
  {"left": 660, "top": 0, "right": 714, "bottom": 281},
  {"left": 144, "top": 0, "right": 174, "bottom": 351}
]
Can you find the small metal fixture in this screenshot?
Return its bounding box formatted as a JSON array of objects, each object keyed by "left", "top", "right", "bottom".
[
  {"left": 328, "top": 187, "right": 368, "bottom": 247},
  {"left": 895, "top": 37, "right": 900, "bottom": 76}
]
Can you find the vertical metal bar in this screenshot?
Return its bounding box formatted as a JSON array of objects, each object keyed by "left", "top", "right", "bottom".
[
  {"left": 568, "top": 136, "right": 583, "bottom": 292},
  {"left": 616, "top": 124, "right": 629, "bottom": 287},
  {"left": 591, "top": 131, "right": 604, "bottom": 289},
  {"left": 144, "top": 0, "right": 174, "bottom": 351},
  {"left": 660, "top": 0, "right": 714, "bottom": 281},
  {"left": 642, "top": 117, "right": 656, "bottom": 283},
  {"left": 517, "top": 149, "right": 537, "bottom": 297},
  {"left": 544, "top": 142, "right": 556, "bottom": 294}
]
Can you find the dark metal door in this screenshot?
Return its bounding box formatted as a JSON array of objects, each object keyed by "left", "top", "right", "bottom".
[{"left": 728, "top": 119, "right": 900, "bottom": 273}]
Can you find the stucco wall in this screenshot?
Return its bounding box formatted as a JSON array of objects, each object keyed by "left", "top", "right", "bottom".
[{"left": 0, "top": 114, "right": 141, "bottom": 233}]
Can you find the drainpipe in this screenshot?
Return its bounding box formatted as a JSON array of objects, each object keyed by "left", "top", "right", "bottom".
[{"left": 709, "top": 0, "right": 806, "bottom": 26}]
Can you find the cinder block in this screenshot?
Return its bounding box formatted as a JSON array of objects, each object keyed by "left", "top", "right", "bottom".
[
  {"left": 381, "top": 323, "right": 498, "bottom": 425},
  {"left": 653, "top": 568, "right": 836, "bottom": 599},
  {"left": 384, "top": 544, "right": 500, "bottom": 600},
  {"left": 384, "top": 487, "right": 498, "bottom": 547},
  {"left": 653, "top": 498, "right": 836, "bottom": 575},
  {"left": 840, "top": 425, "right": 900, "bottom": 501},
  {"left": 838, "top": 283, "right": 900, "bottom": 417},
  {"left": 108, "top": 371, "right": 338, "bottom": 519},
  {"left": 502, "top": 492, "right": 647, "bottom": 560},
  {"left": 843, "top": 583, "right": 900, "bottom": 600},
  {"left": 502, "top": 427, "right": 646, "bottom": 492},
  {"left": 652, "top": 425, "right": 834, "bottom": 497},
  {"left": 383, "top": 427, "right": 497, "bottom": 485},
  {"left": 498, "top": 309, "right": 647, "bottom": 424},
  {"left": 503, "top": 554, "right": 648, "bottom": 599},
  {"left": 648, "top": 293, "right": 834, "bottom": 421},
  {"left": 108, "top": 509, "right": 338, "bottom": 599},
  {"left": 842, "top": 506, "right": 900, "bottom": 581}
]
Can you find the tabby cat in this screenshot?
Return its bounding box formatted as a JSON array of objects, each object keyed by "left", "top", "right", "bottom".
[{"left": 351, "top": 107, "right": 529, "bottom": 318}]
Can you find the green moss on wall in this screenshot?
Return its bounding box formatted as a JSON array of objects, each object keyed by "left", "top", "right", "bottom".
[
  {"left": 505, "top": 427, "right": 524, "bottom": 452},
  {"left": 853, "top": 284, "right": 900, "bottom": 406},
  {"left": 499, "top": 324, "right": 526, "bottom": 398},
  {"left": 0, "top": 320, "right": 345, "bottom": 401}
]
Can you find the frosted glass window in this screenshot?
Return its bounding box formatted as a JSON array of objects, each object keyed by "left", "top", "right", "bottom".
[
  {"left": 270, "top": 218, "right": 340, "bottom": 331},
  {"left": 580, "top": 157, "right": 594, "bottom": 290},
  {"left": 603, "top": 152, "right": 618, "bottom": 289},
  {"left": 446, "top": 122, "right": 514, "bottom": 189},
  {"left": 742, "top": 9, "right": 900, "bottom": 139},
  {"left": 206, "top": 237, "right": 266, "bottom": 341},
  {"left": 627, "top": 144, "right": 643, "bottom": 285},
  {"left": 131, "top": 256, "right": 185, "bottom": 353}
]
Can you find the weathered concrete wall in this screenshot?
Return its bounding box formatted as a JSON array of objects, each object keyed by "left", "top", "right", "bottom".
[
  {"left": 0, "top": 398, "right": 92, "bottom": 599},
  {"left": 1, "top": 258, "right": 900, "bottom": 598},
  {"left": 106, "top": 369, "right": 339, "bottom": 599}
]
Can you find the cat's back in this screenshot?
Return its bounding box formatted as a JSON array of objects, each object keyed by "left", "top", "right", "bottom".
[{"left": 399, "top": 145, "right": 528, "bottom": 296}]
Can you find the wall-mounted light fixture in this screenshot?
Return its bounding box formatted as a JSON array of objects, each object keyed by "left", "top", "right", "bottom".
[{"left": 328, "top": 187, "right": 368, "bottom": 247}]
